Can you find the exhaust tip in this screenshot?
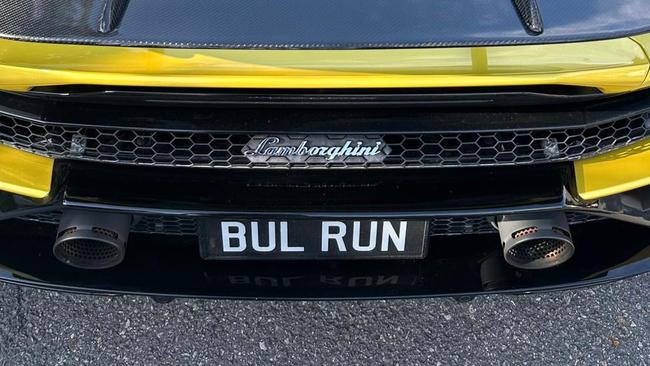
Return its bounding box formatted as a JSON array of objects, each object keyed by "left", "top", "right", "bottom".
[
  {"left": 54, "top": 228, "right": 125, "bottom": 269},
  {"left": 505, "top": 236, "right": 574, "bottom": 270},
  {"left": 497, "top": 212, "right": 574, "bottom": 270},
  {"left": 53, "top": 210, "right": 131, "bottom": 270}
]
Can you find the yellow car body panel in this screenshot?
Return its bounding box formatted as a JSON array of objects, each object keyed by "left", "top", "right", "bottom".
[
  {"left": 2, "top": 35, "right": 650, "bottom": 201},
  {"left": 0, "top": 145, "right": 53, "bottom": 199},
  {"left": 0, "top": 37, "right": 648, "bottom": 93},
  {"left": 574, "top": 138, "right": 650, "bottom": 200}
]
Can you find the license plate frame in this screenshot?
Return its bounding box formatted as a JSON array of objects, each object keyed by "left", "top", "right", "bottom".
[{"left": 198, "top": 219, "right": 429, "bottom": 260}]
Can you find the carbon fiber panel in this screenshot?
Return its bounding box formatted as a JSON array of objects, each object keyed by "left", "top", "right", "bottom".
[
  {"left": 1, "top": 0, "right": 650, "bottom": 49},
  {"left": 512, "top": 0, "right": 544, "bottom": 34}
]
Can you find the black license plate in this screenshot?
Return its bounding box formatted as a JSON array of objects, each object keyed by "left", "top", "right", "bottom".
[{"left": 199, "top": 219, "right": 429, "bottom": 260}]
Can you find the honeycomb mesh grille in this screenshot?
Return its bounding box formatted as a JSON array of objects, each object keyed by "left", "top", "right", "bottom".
[
  {"left": 0, "top": 112, "right": 647, "bottom": 168},
  {"left": 428, "top": 212, "right": 602, "bottom": 236},
  {"left": 18, "top": 212, "right": 198, "bottom": 236},
  {"left": 132, "top": 216, "right": 199, "bottom": 235},
  {"left": 17, "top": 211, "right": 604, "bottom": 236}
]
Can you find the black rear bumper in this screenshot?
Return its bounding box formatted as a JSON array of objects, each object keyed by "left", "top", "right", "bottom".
[
  {"left": 0, "top": 160, "right": 646, "bottom": 299},
  {"left": 0, "top": 218, "right": 647, "bottom": 299},
  {"left": 1, "top": 88, "right": 649, "bottom": 299}
]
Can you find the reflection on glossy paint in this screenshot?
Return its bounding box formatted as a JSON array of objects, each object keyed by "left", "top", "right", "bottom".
[
  {"left": 0, "top": 36, "right": 648, "bottom": 93},
  {"left": 575, "top": 138, "right": 650, "bottom": 200}
]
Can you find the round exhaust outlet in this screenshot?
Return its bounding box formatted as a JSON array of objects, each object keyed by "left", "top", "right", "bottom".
[
  {"left": 53, "top": 210, "right": 131, "bottom": 270},
  {"left": 497, "top": 212, "right": 575, "bottom": 270}
]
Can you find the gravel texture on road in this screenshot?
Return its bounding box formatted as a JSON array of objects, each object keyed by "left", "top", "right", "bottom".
[{"left": 0, "top": 273, "right": 647, "bottom": 365}]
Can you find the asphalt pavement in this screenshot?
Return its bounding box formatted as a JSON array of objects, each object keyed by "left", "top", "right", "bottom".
[{"left": 0, "top": 273, "right": 647, "bottom": 365}]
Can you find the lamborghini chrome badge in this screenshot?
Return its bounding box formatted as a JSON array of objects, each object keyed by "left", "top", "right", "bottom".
[{"left": 242, "top": 135, "right": 391, "bottom": 163}]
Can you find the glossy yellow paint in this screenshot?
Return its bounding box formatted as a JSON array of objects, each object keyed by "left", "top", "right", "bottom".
[
  {"left": 0, "top": 37, "right": 649, "bottom": 93},
  {"left": 0, "top": 145, "right": 53, "bottom": 198},
  {"left": 574, "top": 138, "right": 650, "bottom": 200},
  {"left": 631, "top": 33, "right": 650, "bottom": 88}
]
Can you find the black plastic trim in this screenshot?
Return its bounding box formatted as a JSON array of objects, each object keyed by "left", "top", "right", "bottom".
[
  {"left": 3, "top": 89, "right": 650, "bottom": 134},
  {"left": 57, "top": 161, "right": 568, "bottom": 215}
]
